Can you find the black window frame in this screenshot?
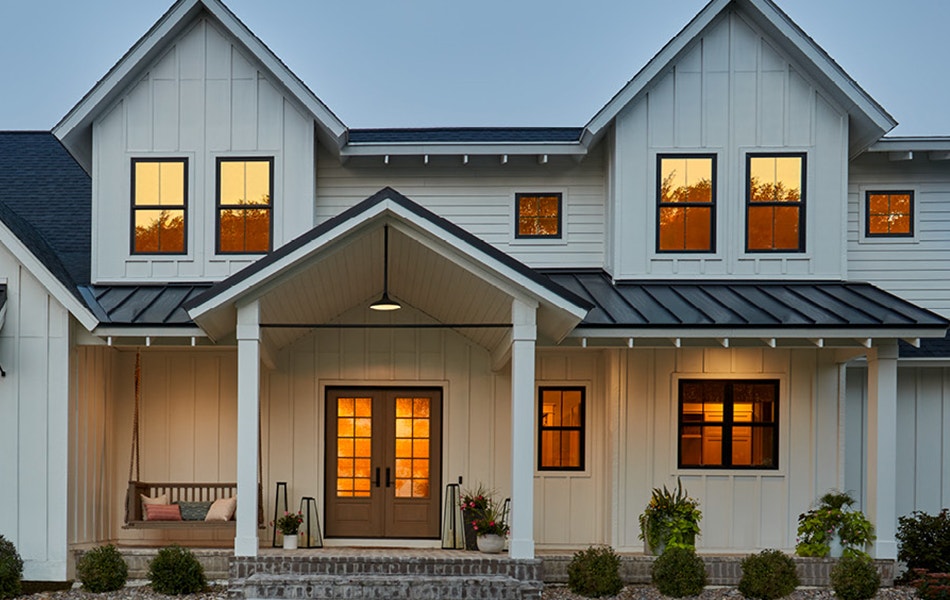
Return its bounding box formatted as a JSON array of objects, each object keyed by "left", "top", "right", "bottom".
[
  {"left": 865, "top": 190, "right": 915, "bottom": 238},
  {"left": 537, "top": 386, "right": 585, "bottom": 472},
  {"left": 215, "top": 156, "right": 274, "bottom": 255},
  {"left": 745, "top": 152, "right": 806, "bottom": 253},
  {"left": 655, "top": 153, "right": 717, "bottom": 253},
  {"left": 515, "top": 192, "right": 563, "bottom": 239},
  {"left": 130, "top": 157, "right": 188, "bottom": 255},
  {"left": 677, "top": 379, "right": 780, "bottom": 470}
]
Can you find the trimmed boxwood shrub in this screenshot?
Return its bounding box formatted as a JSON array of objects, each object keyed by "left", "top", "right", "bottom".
[
  {"left": 831, "top": 552, "right": 880, "bottom": 600},
  {"left": 77, "top": 544, "right": 128, "bottom": 592},
  {"left": 148, "top": 545, "right": 206, "bottom": 595},
  {"left": 651, "top": 546, "right": 706, "bottom": 598},
  {"left": 0, "top": 535, "right": 23, "bottom": 600},
  {"left": 566, "top": 545, "right": 623, "bottom": 598},
  {"left": 738, "top": 549, "right": 799, "bottom": 600}
]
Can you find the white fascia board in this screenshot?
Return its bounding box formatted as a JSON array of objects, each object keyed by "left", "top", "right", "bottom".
[
  {"left": 93, "top": 326, "right": 206, "bottom": 338},
  {"left": 188, "top": 197, "right": 589, "bottom": 324},
  {"left": 54, "top": 0, "right": 347, "bottom": 161},
  {"left": 568, "top": 327, "right": 949, "bottom": 340},
  {"left": 867, "top": 137, "right": 950, "bottom": 153},
  {"left": 340, "top": 142, "right": 587, "bottom": 158},
  {"left": 0, "top": 221, "right": 98, "bottom": 331}
]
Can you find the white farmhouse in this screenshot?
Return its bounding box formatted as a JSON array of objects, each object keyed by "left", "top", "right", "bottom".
[{"left": 1, "top": 0, "right": 949, "bottom": 584}]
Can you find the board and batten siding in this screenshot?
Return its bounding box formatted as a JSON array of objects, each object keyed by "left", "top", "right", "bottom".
[
  {"left": 314, "top": 145, "right": 606, "bottom": 270},
  {"left": 847, "top": 154, "right": 950, "bottom": 318},
  {"left": 611, "top": 9, "right": 848, "bottom": 280},
  {"left": 92, "top": 16, "right": 315, "bottom": 284},
  {"left": 846, "top": 366, "right": 950, "bottom": 518},
  {"left": 0, "top": 245, "right": 71, "bottom": 580},
  {"left": 614, "top": 347, "right": 843, "bottom": 552}
]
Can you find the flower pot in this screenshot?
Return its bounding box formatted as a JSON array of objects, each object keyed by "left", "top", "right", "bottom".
[
  {"left": 282, "top": 533, "right": 298, "bottom": 550},
  {"left": 462, "top": 509, "right": 479, "bottom": 551},
  {"left": 476, "top": 533, "right": 505, "bottom": 554},
  {"left": 829, "top": 533, "right": 843, "bottom": 558}
]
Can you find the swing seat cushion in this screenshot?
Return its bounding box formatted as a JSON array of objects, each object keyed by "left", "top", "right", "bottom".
[
  {"left": 205, "top": 496, "right": 237, "bottom": 521},
  {"left": 145, "top": 503, "right": 182, "bottom": 521},
  {"left": 178, "top": 501, "right": 213, "bottom": 521}
]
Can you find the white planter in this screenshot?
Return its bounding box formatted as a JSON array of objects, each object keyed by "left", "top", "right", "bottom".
[
  {"left": 282, "top": 533, "right": 298, "bottom": 550},
  {"left": 829, "top": 533, "right": 843, "bottom": 558},
  {"left": 476, "top": 534, "right": 505, "bottom": 554}
]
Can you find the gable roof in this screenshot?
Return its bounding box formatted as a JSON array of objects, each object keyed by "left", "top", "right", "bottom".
[
  {"left": 53, "top": 0, "right": 347, "bottom": 171},
  {"left": 0, "top": 132, "right": 97, "bottom": 329},
  {"left": 584, "top": 0, "right": 896, "bottom": 158}
]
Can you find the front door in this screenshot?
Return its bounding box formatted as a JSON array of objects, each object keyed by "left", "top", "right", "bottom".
[{"left": 324, "top": 388, "right": 442, "bottom": 538}]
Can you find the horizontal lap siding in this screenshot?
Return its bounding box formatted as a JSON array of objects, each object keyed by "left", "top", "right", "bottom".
[
  {"left": 848, "top": 155, "right": 950, "bottom": 318},
  {"left": 315, "top": 146, "right": 606, "bottom": 269}
]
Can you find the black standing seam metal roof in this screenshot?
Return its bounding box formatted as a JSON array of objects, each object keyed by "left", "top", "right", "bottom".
[
  {"left": 543, "top": 272, "right": 949, "bottom": 330},
  {"left": 0, "top": 132, "right": 91, "bottom": 299},
  {"left": 347, "top": 128, "right": 585, "bottom": 144},
  {"left": 80, "top": 284, "right": 213, "bottom": 326}
]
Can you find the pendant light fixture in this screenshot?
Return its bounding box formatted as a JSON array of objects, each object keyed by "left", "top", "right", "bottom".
[{"left": 370, "top": 225, "right": 402, "bottom": 311}]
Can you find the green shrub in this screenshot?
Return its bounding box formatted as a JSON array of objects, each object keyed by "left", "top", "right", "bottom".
[
  {"left": 897, "top": 509, "right": 950, "bottom": 574},
  {"left": 0, "top": 535, "right": 23, "bottom": 600},
  {"left": 830, "top": 553, "right": 880, "bottom": 600},
  {"left": 566, "top": 545, "right": 623, "bottom": 598},
  {"left": 148, "top": 545, "right": 206, "bottom": 595},
  {"left": 651, "top": 546, "right": 706, "bottom": 598},
  {"left": 738, "top": 549, "right": 799, "bottom": 600},
  {"left": 77, "top": 544, "right": 128, "bottom": 593}
]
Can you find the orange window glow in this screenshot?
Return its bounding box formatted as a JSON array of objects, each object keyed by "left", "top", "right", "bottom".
[
  {"left": 217, "top": 158, "right": 272, "bottom": 253},
  {"left": 336, "top": 397, "right": 373, "bottom": 498},
  {"left": 516, "top": 193, "right": 561, "bottom": 238},
  {"left": 132, "top": 159, "right": 187, "bottom": 254},
  {"left": 657, "top": 156, "right": 715, "bottom": 252},
  {"left": 866, "top": 191, "right": 913, "bottom": 237},
  {"left": 538, "top": 388, "right": 584, "bottom": 470},
  {"left": 746, "top": 155, "right": 804, "bottom": 252},
  {"left": 394, "top": 397, "right": 431, "bottom": 498}
]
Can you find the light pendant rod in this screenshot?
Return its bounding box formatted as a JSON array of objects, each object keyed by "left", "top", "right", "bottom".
[{"left": 370, "top": 225, "right": 402, "bottom": 311}]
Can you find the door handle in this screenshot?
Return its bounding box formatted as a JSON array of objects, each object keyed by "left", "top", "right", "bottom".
[
  {"left": 374, "top": 467, "right": 381, "bottom": 488},
  {"left": 385, "top": 467, "right": 392, "bottom": 487}
]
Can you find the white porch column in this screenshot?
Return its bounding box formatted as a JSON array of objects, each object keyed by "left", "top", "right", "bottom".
[
  {"left": 509, "top": 297, "right": 537, "bottom": 559},
  {"left": 235, "top": 300, "right": 261, "bottom": 556},
  {"left": 866, "top": 341, "right": 898, "bottom": 559}
]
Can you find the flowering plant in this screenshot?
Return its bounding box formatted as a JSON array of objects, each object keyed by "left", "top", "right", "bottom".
[
  {"left": 796, "top": 491, "right": 874, "bottom": 557},
  {"left": 461, "top": 484, "right": 490, "bottom": 514},
  {"left": 274, "top": 511, "right": 304, "bottom": 536},
  {"left": 638, "top": 478, "right": 702, "bottom": 553},
  {"left": 471, "top": 498, "right": 509, "bottom": 537}
]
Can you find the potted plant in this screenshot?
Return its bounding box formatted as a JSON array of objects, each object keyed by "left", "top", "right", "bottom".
[
  {"left": 461, "top": 484, "right": 491, "bottom": 551},
  {"left": 471, "top": 498, "right": 509, "bottom": 554},
  {"left": 274, "top": 511, "right": 304, "bottom": 550},
  {"left": 638, "top": 479, "right": 702, "bottom": 555},
  {"left": 796, "top": 491, "right": 875, "bottom": 558}
]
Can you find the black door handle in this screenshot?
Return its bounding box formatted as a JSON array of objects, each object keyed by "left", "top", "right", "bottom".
[
  {"left": 385, "top": 467, "right": 392, "bottom": 487},
  {"left": 374, "top": 467, "right": 381, "bottom": 487}
]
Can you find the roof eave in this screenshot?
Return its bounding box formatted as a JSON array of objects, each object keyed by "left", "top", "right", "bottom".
[{"left": 340, "top": 141, "right": 588, "bottom": 158}]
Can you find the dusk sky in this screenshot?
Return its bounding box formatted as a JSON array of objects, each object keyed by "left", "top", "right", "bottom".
[{"left": 1, "top": 0, "right": 947, "bottom": 135}]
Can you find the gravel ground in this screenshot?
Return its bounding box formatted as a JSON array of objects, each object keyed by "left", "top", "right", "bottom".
[{"left": 17, "top": 583, "right": 919, "bottom": 600}]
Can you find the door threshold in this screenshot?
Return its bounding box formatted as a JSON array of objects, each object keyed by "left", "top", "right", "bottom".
[{"left": 322, "top": 539, "right": 442, "bottom": 549}]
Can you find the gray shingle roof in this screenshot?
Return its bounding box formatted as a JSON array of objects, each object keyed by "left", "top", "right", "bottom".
[
  {"left": 347, "top": 128, "right": 584, "bottom": 144},
  {"left": 544, "top": 271, "right": 949, "bottom": 330},
  {"left": 0, "top": 132, "right": 91, "bottom": 297}
]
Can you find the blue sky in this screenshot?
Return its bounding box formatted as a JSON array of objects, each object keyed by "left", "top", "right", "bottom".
[{"left": 1, "top": 0, "right": 947, "bottom": 135}]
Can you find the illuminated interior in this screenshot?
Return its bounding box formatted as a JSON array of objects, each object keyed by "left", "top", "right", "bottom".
[
  {"left": 133, "top": 160, "right": 185, "bottom": 253},
  {"left": 394, "top": 397, "right": 430, "bottom": 498},
  {"left": 539, "top": 388, "right": 583, "bottom": 469},
  {"left": 867, "top": 192, "right": 912, "bottom": 235},
  {"left": 218, "top": 159, "right": 271, "bottom": 253},
  {"left": 747, "top": 155, "right": 803, "bottom": 251},
  {"left": 658, "top": 156, "right": 714, "bottom": 251},
  {"left": 517, "top": 194, "right": 560, "bottom": 237},
  {"left": 336, "top": 397, "right": 373, "bottom": 498}
]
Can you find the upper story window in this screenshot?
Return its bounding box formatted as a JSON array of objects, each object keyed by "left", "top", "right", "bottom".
[
  {"left": 679, "top": 379, "right": 778, "bottom": 469},
  {"left": 657, "top": 155, "right": 715, "bottom": 252},
  {"left": 131, "top": 158, "right": 187, "bottom": 254},
  {"left": 516, "top": 193, "right": 561, "bottom": 238},
  {"left": 538, "top": 387, "right": 584, "bottom": 471},
  {"left": 217, "top": 158, "right": 273, "bottom": 254},
  {"left": 866, "top": 191, "right": 913, "bottom": 237},
  {"left": 746, "top": 154, "right": 805, "bottom": 252}
]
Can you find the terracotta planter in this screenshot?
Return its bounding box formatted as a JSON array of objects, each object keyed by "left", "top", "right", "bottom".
[
  {"left": 476, "top": 533, "right": 505, "bottom": 554},
  {"left": 282, "top": 533, "right": 298, "bottom": 550}
]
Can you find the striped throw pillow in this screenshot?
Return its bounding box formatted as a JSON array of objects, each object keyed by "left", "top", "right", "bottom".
[{"left": 145, "top": 503, "right": 182, "bottom": 521}]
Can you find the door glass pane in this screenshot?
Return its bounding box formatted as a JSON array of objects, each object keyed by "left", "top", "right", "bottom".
[
  {"left": 336, "top": 397, "right": 372, "bottom": 497},
  {"left": 394, "top": 396, "right": 430, "bottom": 498}
]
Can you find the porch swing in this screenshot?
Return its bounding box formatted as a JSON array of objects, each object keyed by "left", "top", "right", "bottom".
[{"left": 123, "top": 352, "right": 264, "bottom": 529}]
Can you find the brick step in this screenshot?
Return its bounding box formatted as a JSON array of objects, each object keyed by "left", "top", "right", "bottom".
[
  {"left": 238, "top": 573, "right": 542, "bottom": 600},
  {"left": 230, "top": 555, "right": 541, "bottom": 579}
]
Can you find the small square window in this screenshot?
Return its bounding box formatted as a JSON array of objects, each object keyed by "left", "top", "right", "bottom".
[
  {"left": 746, "top": 154, "right": 805, "bottom": 252},
  {"left": 131, "top": 158, "right": 187, "bottom": 254},
  {"left": 657, "top": 155, "right": 716, "bottom": 252},
  {"left": 538, "top": 387, "right": 585, "bottom": 471},
  {"left": 217, "top": 158, "right": 273, "bottom": 254},
  {"left": 865, "top": 191, "right": 913, "bottom": 237},
  {"left": 516, "top": 193, "right": 561, "bottom": 238}
]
